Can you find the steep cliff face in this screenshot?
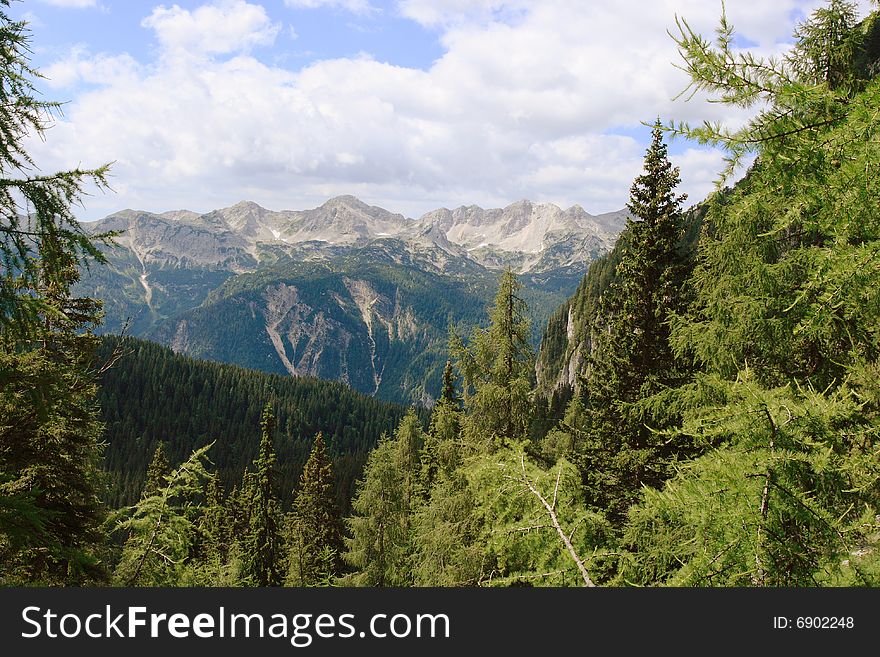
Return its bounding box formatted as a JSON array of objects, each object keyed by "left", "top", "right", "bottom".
[
  {"left": 535, "top": 204, "right": 705, "bottom": 397},
  {"left": 533, "top": 255, "right": 616, "bottom": 396},
  {"left": 146, "top": 254, "right": 492, "bottom": 404}
]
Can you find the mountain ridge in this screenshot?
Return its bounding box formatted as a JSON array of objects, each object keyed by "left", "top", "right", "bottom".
[
  {"left": 85, "top": 195, "right": 626, "bottom": 275},
  {"left": 77, "top": 195, "right": 626, "bottom": 404}
]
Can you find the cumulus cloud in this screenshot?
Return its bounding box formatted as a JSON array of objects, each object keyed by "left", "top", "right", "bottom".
[
  {"left": 43, "top": 47, "right": 140, "bottom": 88},
  {"left": 142, "top": 0, "right": 281, "bottom": 57},
  {"left": 26, "top": 0, "right": 875, "bottom": 221}
]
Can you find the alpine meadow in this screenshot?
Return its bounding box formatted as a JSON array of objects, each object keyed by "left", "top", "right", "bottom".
[{"left": 2, "top": 0, "right": 880, "bottom": 590}]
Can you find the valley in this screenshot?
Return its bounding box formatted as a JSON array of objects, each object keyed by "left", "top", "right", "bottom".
[{"left": 77, "top": 195, "right": 626, "bottom": 404}]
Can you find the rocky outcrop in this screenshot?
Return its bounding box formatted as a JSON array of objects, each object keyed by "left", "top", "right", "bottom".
[{"left": 86, "top": 196, "right": 626, "bottom": 277}]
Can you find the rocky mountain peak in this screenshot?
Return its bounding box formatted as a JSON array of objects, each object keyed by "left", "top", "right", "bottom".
[{"left": 83, "top": 196, "right": 627, "bottom": 274}]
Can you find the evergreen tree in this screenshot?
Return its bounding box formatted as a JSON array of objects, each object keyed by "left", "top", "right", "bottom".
[
  {"left": 343, "top": 411, "right": 423, "bottom": 586},
  {"left": 420, "top": 399, "right": 462, "bottom": 494},
  {"left": 0, "top": 3, "right": 112, "bottom": 339},
  {"left": 113, "top": 444, "right": 213, "bottom": 586},
  {"left": 94, "top": 334, "right": 412, "bottom": 512},
  {"left": 0, "top": 3, "right": 112, "bottom": 585},
  {"left": 440, "top": 359, "right": 460, "bottom": 406},
  {"left": 198, "top": 473, "right": 232, "bottom": 563},
  {"left": 452, "top": 269, "right": 534, "bottom": 447},
  {"left": 787, "top": 0, "right": 863, "bottom": 91},
  {"left": 0, "top": 337, "right": 108, "bottom": 584},
  {"left": 240, "top": 403, "right": 284, "bottom": 586},
  {"left": 575, "top": 122, "right": 691, "bottom": 525},
  {"left": 188, "top": 472, "right": 240, "bottom": 586},
  {"left": 226, "top": 479, "right": 249, "bottom": 541},
  {"left": 411, "top": 468, "right": 486, "bottom": 586},
  {"left": 287, "top": 433, "right": 344, "bottom": 586},
  {"left": 618, "top": 1, "right": 880, "bottom": 586},
  {"left": 142, "top": 442, "right": 171, "bottom": 499},
  {"left": 343, "top": 436, "right": 405, "bottom": 586},
  {"left": 669, "top": 0, "right": 875, "bottom": 388}
]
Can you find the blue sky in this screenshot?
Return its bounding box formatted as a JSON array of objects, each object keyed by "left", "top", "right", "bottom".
[
  {"left": 10, "top": 0, "right": 876, "bottom": 220},
  {"left": 18, "top": 1, "right": 447, "bottom": 72}
]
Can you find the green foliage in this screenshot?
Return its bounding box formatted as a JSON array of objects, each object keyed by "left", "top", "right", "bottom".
[
  {"left": 0, "top": 1, "right": 113, "bottom": 339},
  {"left": 571, "top": 124, "right": 694, "bottom": 526},
  {"left": 667, "top": 0, "right": 868, "bottom": 182},
  {"left": 189, "top": 472, "right": 238, "bottom": 585},
  {"left": 239, "top": 404, "right": 284, "bottom": 587},
  {"left": 286, "top": 433, "right": 344, "bottom": 586},
  {"left": 0, "top": 2, "right": 111, "bottom": 586},
  {"left": 95, "top": 335, "right": 415, "bottom": 513},
  {"left": 343, "top": 410, "right": 423, "bottom": 586},
  {"left": 452, "top": 269, "right": 535, "bottom": 446},
  {"left": 144, "top": 252, "right": 550, "bottom": 406},
  {"left": 412, "top": 466, "right": 488, "bottom": 586},
  {"left": 620, "top": 374, "right": 879, "bottom": 586},
  {"left": 6, "top": 0, "right": 880, "bottom": 592},
  {"left": 342, "top": 437, "right": 409, "bottom": 586},
  {"left": 616, "top": 0, "right": 880, "bottom": 587},
  {"left": 467, "top": 447, "right": 613, "bottom": 586},
  {"left": 440, "top": 359, "right": 460, "bottom": 407},
  {"left": 142, "top": 442, "right": 170, "bottom": 499},
  {"left": 0, "top": 347, "right": 108, "bottom": 585},
  {"left": 112, "top": 444, "right": 213, "bottom": 586},
  {"left": 672, "top": 77, "right": 880, "bottom": 388}
]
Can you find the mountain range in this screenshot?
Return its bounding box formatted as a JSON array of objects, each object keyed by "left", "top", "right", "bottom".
[{"left": 78, "top": 195, "right": 626, "bottom": 404}]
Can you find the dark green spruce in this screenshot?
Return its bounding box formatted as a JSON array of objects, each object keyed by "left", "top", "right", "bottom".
[
  {"left": 286, "top": 433, "right": 344, "bottom": 586},
  {"left": 240, "top": 404, "right": 284, "bottom": 587}
]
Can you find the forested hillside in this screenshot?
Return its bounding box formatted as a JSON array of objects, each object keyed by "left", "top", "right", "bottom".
[
  {"left": 96, "top": 336, "right": 416, "bottom": 513},
  {"left": 339, "top": 0, "right": 880, "bottom": 587},
  {"left": 2, "top": 0, "right": 879, "bottom": 589}
]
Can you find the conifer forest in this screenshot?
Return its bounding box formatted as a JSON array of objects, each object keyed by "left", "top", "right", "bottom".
[{"left": 2, "top": 0, "right": 880, "bottom": 587}]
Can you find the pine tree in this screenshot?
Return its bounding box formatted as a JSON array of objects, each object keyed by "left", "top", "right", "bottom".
[
  {"left": 143, "top": 442, "right": 171, "bottom": 499},
  {"left": 188, "top": 472, "right": 240, "bottom": 586},
  {"left": 198, "top": 473, "right": 232, "bottom": 564},
  {"left": 240, "top": 403, "right": 284, "bottom": 586},
  {"left": 452, "top": 269, "right": 534, "bottom": 447},
  {"left": 343, "top": 411, "right": 423, "bottom": 586},
  {"left": 0, "top": 3, "right": 112, "bottom": 339},
  {"left": 617, "top": 1, "right": 880, "bottom": 586},
  {"left": 440, "top": 359, "right": 459, "bottom": 406},
  {"left": 287, "top": 433, "right": 343, "bottom": 586},
  {"left": 113, "top": 444, "right": 213, "bottom": 586},
  {"left": 575, "top": 122, "right": 691, "bottom": 526},
  {"left": 787, "top": 0, "right": 862, "bottom": 91},
  {"left": 0, "top": 4, "right": 113, "bottom": 585}
]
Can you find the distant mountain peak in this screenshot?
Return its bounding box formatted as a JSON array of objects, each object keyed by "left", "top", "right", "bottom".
[
  {"left": 227, "top": 200, "right": 267, "bottom": 212},
  {"left": 325, "top": 194, "right": 361, "bottom": 203},
  {"left": 85, "top": 196, "right": 627, "bottom": 274}
]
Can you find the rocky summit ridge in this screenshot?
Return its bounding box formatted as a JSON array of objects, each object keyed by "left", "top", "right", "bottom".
[{"left": 86, "top": 195, "right": 626, "bottom": 275}]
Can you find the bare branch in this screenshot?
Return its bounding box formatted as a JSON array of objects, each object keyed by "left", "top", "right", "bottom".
[
  {"left": 551, "top": 467, "right": 562, "bottom": 512},
  {"left": 517, "top": 454, "right": 596, "bottom": 587}
]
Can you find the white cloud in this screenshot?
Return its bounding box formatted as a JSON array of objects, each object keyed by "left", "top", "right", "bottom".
[
  {"left": 43, "top": 47, "right": 140, "bottom": 89},
  {"left": 284, "top": 0, "right": 377, "bottom": 14},
  {"left": 38, "top": 0, "right": 98, "bottom": 8},
  {"left": 397, "top": 0, "right": 527, "bottom": 27},
  {"left": 27, "top": 0, "right": 877, "bottom": 221},
  {"left": 142, "top": 0, "right": 281, "bottom": 57}
]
